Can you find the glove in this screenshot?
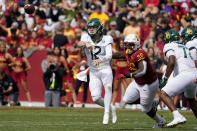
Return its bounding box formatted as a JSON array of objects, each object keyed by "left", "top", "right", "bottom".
[
  {"left": 116, "top": 74, "right": 125, "bottom": 79},
  {"left": 159, "top": 77, "right": 168, "bottom": 89}
]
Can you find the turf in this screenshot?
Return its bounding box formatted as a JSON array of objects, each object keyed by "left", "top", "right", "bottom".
[{"left": 0, "top": 107, "right": 196, "bottom": 131}]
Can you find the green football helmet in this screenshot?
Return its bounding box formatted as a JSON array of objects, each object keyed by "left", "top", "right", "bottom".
[
  {"left": 181, "top": 27, "right": 197, "bottom": 43},
  {"left": 87, "top": 18, "right": 103, "bottom": 37},
  {"left": 164, "top": 29, "right": 180, "bottom": 44}
]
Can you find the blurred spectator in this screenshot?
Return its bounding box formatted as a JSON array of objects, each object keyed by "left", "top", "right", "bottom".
[
  {"left": 191, "top": 0, "right": 197, "bottom": 8},
  {"left": 116, "top": 7, "right": 128, "bottom": 33},
  {"left": 74, "top": 28, "right": 82, "bottom": 43},
  {"left": 143, "top": 30, "right": 156, "bottom": 49},
  {"left": 0, "top": 41, "right": 14, "bottom": 74},
  {"left": 123, "top": 17, "right": 140, "bottom": 36},
  {"left": 57, "top": 0, "right": 79, "bottom": 11},
  {"left": 89, "top": 5, "right": 109, "bottom": 27},
  {"left": 70, "top": 12, "right": 83, "bottom": 29},
  {"left": 155, "top": 33, "right": 164, "bottom": 58},
  {"left": 79, "top": 19, "right": 87, "bottom": 34},
  {"left": 19, "top": 30, "right": 30, "bottom": 49},
  {"left": 4, "top": 21, "right": 19, "bottom": 37},
  {"left": 0, "top": 69, "right": 19, "bottom": 106},
  {"left": 105, "top": 0, "right": 118, "bottom": 16},
  {"left": 155, "top": 19, "right": 170, "bottom": 39},
  {"left": 49, "top": 4, "right": 62, "bottom": 23},
  {"left": 29, "top": 0, "right": 40, "bottom": 6},
  {"left": 140, "top": 15, "right": 152, "bottom": 45},
  {"left": 53, "top": 26, "right": 68, "bottom": 48},
  {"left": 82, "top": 0, "right": 97, "bottom": 20},
  {"left": 65, "top": 35, "right": 79, "bottom": 56},
  {"left": 107, "top": 21, "right": 120, "bottom": 41},
  {"left": 6, "top": 28, "right": 20, "bottom": 56},
  {"left": 64, "top": 21, "right": 75, "bottom": 38},
  {"left": 12, "top": 46, "right": 32, "bottom": 106},
  {"left": 170, "top": 3, "right": 186, "bottom": 21},
  {"left": 37, "top": 31, "right": 52, "bottom": 49},
  {"left": 144, "top": 0, "right": 160, "bottom": 17},
  {"left": 29, "top": 31, "right": 39, "bottom": 48},
  {"left": 147, "top": 47, "right": 163, "bottom": 80},
  {"left": 126, "top": 0, "right": 143, "bottom": 19}
]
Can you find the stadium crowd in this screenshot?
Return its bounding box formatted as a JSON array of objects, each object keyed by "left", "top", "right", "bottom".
[{"left": 0, "top": 0, "right": 196, "bottom": 110}]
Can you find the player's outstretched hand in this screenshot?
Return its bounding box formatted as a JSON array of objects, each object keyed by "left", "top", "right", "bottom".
[
  {"left": 117, "top": 74, "right": 125, "bottom": 79},
  {"left": 159, "top": 77, "right": 168, "bottom": 89}
]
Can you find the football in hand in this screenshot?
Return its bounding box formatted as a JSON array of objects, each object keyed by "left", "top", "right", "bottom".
[{"left": 24, "top": 4, "right": 35, "bottom": 14}]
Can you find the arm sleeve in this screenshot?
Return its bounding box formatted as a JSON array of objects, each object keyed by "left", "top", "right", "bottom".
[{"left": 98, "top": 44, "right": 112, "bottom": 62}]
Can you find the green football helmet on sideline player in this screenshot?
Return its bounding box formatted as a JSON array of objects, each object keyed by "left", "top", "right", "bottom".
[
  {"left": 181, "top": 27, "right": 197, "bottom": 43},
  {"left": 164, "top": 29, "right": 180, "bottom": 44},
  {"left": 87, "top": 18, "right": 103, "bottom": 37}
]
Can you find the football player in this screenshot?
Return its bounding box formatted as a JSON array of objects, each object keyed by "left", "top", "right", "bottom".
[
  {"left": 118, "top": 34, "right": 166, "bottom": 128},
  {"left": 159, "top": 30, "right": 197, "bottom": 127},
  {"left": 181, "top": 27, "right": 197, "bottom": 67},
  {"left": 77, "top": 18, "right": 115, "bottom": 124}
]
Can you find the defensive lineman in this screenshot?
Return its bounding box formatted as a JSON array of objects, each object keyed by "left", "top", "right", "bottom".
[
  {"left": 118, "top": 34, "right": 166, "bottom": 128},
  {"left": 77, "top": 18, "right": 116, "bottom": 124},
  {"left": 159, "top": 29, "right": 197, "bottom": 127}
]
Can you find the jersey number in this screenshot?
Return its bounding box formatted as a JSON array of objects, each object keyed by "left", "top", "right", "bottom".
[
  {"left": 178, "top": 45, "right": 193, "bottom": 59},
  {"left": 90, "top": 46, "right": 101, "bottom": 60}
]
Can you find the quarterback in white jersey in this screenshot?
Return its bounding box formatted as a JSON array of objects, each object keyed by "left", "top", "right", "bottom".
[
  {"left": 159, "top": 30, "right": 197, "bottom": 127},
  {"left": 78, "top": 18, "right": 116, "bottom": 124}
]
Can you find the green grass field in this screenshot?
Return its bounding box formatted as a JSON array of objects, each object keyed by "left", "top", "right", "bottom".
[{"left": 0, "top": 107, "right": 196, "bottom": 131}]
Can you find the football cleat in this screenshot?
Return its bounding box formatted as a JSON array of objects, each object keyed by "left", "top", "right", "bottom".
[
  {"left": 153, "top": 117, "right": 166, "bottom": 128},
  {"left": 111, "top": 104, "right": 117, "bottom": 124},
  {"left": 166, "top": 116, "right": 186, "bottom": 127},
  {"left": 103, "top": 113, "right": 109, "bottom": 125}
]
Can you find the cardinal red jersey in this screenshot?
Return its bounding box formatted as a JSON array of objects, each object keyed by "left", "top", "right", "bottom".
[{"left": 125, "top": 48, "right": 157, "bottom": 85}]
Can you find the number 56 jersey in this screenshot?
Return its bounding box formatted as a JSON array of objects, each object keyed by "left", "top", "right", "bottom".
[
  {"left": 163, "top": 42, "right": 196, "bottom": 76},
  {"left": 80, "top": 33, "right": 113, "bottom": 71}
]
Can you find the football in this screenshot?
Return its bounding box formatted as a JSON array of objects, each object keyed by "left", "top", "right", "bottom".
[{"left": 24, "top": 4, "right": 35, "bottom": 14}]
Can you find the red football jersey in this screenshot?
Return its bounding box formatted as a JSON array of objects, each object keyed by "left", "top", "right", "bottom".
[{"left": 125, "top": 48, "right": 157, "bottom": 85}]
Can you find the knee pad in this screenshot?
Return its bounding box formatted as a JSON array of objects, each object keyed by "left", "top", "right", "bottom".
[{"left": 92, "top": 96, "right": 101, "bottom": 102}]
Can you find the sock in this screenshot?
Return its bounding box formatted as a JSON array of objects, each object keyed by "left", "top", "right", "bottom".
[{"left": 104, "top": 86, "right": 112, "bottom": 114}]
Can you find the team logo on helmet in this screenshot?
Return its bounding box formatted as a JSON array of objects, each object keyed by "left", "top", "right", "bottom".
[
  {"left": 181, "top": 27, "right": 197, "bottom": 43},
  {"left": 164, "top": 30, "right": 180, "bottom": 44},
  {"left": 186, "top": 28, "right": 193, "bottom": 35},
  {"left": 165, "top": 32, "right": 170, "bottom": 39}
]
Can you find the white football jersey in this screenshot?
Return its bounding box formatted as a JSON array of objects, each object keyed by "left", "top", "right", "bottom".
[
  {"left": 80, "top": 33, "right": 113, "bottom": 71},
  {"left": 163, "top": 42, "right": 196, "bottom": 76},
  {"left": 185, "top": 38, "right": 197, "bottom": 60}
]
